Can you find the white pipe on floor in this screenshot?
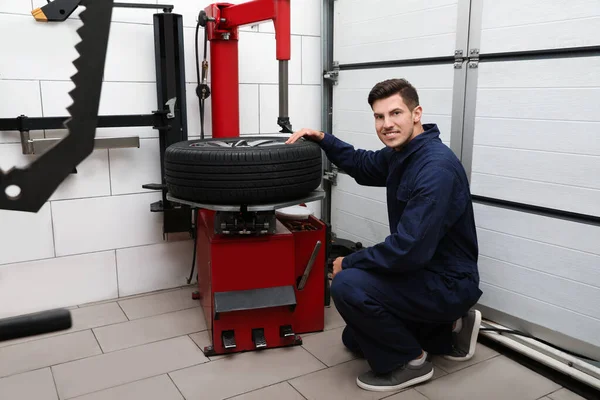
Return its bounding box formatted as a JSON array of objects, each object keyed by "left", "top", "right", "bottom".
[{"left": 479, "top": 319, "right": 600, "bottom": 391}]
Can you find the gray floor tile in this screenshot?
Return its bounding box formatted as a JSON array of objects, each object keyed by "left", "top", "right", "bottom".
[
  {"left": 52, "top": 336, "right": 207, "bottom": 399},
  {"left": 0, "top": 330, "right": 102, "bottom": 378},
  {"left": 432, "top": 342, "right": 499, "bottom": 374},
  {"left": 324, "top": 304, "right": 346, "bottom": 331},
  {"left": 289, "top": 359, "right": 400, "bottom": 400},
  {"left": 118, "top": 287, "right": 200, "bottom": 320},
  {"left": 188, "top": 331, "right": 228, "bottom": 361},
  {"left": 169, "top": 346, "right": 326, "bottom": 400},
  {"left": 384, "top": 389, "right": 429, "bottom": 400},
  {"left": 548, "top": 388, "right": 589, "bottom": 400},
  {"left": 0, "top": 368, "right": 58, "bottom": 400},
  {"left": 92, "top": 308, "right": 206, "bottom": 352},
  {"left": 0, "top": 303, "right": 127, "bottom": 349},
  {"left": 416, "top": 356, "right": 561, "bottom": 400},
  {"left": 229, "top": 382, "right": 305, "bottom": 400},
  {"left": 70, "top": 375, "right": 184, "bottom": 400},
  {"left": 301, "top": 326, "right": 357, "bottom": 366},
  {"left": 78, "top": 287, "right": 183, "bottom": 309}
]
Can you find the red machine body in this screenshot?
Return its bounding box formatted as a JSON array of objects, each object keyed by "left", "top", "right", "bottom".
[
  {"left": 196, "top": 209, "right": 326, "bottom": 355},
  {"left": 204, "top": 0, "right": 290, "bottom": 138},
  {"left": 193, "top": 0, "right": 325, "bottom": 356}
]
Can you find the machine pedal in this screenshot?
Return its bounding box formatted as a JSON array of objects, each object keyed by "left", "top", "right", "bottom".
[
  {"left": 280, "top": 325, "right": 295, "bottom": 338},
  {"left": 222, "top": 330, "right": 236, "bottom": 349},
  {"left": 252, "top": 328, "right": 267, "bottom": 349}
]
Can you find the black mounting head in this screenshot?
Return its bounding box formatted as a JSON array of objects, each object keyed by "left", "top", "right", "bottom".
[{"left": 32, "top": 0, "right": 81, "bottom": 22}]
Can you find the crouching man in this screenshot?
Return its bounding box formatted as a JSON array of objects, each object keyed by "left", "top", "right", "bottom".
[{"left": 286, "top": 78, "right": 483, "bottom": 392}]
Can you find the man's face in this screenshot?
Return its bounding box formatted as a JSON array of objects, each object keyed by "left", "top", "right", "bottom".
[{"left": 372, "top": 94, "right": 422, "bottom": 150}]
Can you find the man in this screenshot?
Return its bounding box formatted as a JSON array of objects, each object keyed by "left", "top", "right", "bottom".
[{"left": 286, "top": 78, "right": 483, "bottom": 392}]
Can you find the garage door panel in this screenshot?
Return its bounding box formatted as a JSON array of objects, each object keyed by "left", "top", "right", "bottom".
[
  {"left": 477, "top": 57, "right": 600, "bottom": 88},
  {"left": 473, "top": 118, "right": 600, "bottom": 156},
  {"left": 331, "top": 64, "right": 455, "bottom": 244},
  {"left": 336, "top": 174, "right": 386, "bottom": 203},
  {"left": 478, "top": 282, "right": 600, "bottom": 348},
  {"left": 475, "top": 88, "right": 600, "bottom": 121},
  {"left": 474, "top": 203, "right": 600, "bottom": 347},
  {"left": 337, "top": 65, "right": 455, "bottom": 89},
  {"left": 471, "top": 57, "right": 600, "bottom": 214},
  {"left": 335, "top": 88, "right": 453, "bottom": 115},
  {"left": 471, "top": 173, "right": 600, "bottom": 218},
  {"left": 332, "top": 209, "right": 390, "bottom": 245},
  {"left": 474, "top": 204, "right": 600, "bottom": 256},
  {"left": 335, "top": 0, "right": 457, "bottom": 25},
  {"left": 480, "top": 256, "right": 600, "bottom": 320},
  {"left": 477, "top": 228, "right": 600, "bottom": 287},
  {"left": 480, "top": 0, "right": 600, "bottom": 53},
  {"left": 333, "top": 190, "right": 389, "bottom": 226},
  {"left": 334, "top": 112, "right": 452, "bottom": 145},
  {"left": 472, "top": 146, "right": 600, "bottom": 190},
  {"left": 334, "top": 131, "right": 383, "bottom": 152},
  {"left": 334, "top": 0, "right": 458, "bottom": 64}
]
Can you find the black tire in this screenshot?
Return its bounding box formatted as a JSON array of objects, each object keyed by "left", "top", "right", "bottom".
[{"left": 164, "top": 136, "right": 323, "bottom": 204}]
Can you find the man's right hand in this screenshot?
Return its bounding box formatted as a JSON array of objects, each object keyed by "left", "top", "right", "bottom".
[{"left": 285, "top": 128, "right": 325, "bottom": 144}]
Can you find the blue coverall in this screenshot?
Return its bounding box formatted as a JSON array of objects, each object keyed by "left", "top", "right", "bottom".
[{"left": 319, "top": 123, "right": 483, "bottom": 374}]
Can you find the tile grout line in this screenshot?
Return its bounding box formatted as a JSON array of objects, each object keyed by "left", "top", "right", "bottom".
[
  {"left": 300, "top": 36, "right": 304, "bottom": 85},
  {"left": 49, "top": 366, "right": 62, "bottom": 400},
  {"left": 107, "top": 149, "right": 113, "bottom": 196},
  {"left": 90, "top": 328, "right": 105, "bottom": 354},
  {"left": 113, "top": 250, "right": 120, "bottom": 299},
  {"left": 287, "top": 380, "right": 309, "bottom": 400},
  {"left": 298, "top": 343, "right": 330, "bottom": 369},
  {"left": 49, "top": 201, "right": 57, "bottom": 258},
  {"left": 166, "top": 373, "right": 187, "bottom": 400}
]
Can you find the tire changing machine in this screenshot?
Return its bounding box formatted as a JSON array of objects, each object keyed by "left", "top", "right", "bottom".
[{"left": 166, "top": 0, "right": 329, "bottom": 357}]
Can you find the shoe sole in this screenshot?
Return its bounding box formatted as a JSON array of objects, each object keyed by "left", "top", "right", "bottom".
[
  {"left": 356, "top": 368, "right": 434, "bottom": 392},
  {"left": 443, "top": 309, "right": 482, "bottom": 362}
]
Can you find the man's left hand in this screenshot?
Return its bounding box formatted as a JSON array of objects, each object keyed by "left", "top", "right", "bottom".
[{"left": 333, "top": 257, "right": 344, "bottom": 278}]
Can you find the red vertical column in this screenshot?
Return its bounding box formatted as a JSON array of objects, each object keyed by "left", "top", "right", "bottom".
[{"left": 210, "top": 37, "right": 239, "bottom": 138}]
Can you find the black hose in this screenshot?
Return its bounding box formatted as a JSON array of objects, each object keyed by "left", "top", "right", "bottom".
[
  {"left": 187, "top": 208, "right": 199, "bottom": 284},
  {"left": 194, "top": 18, "right": 209, "bottom": 140}
]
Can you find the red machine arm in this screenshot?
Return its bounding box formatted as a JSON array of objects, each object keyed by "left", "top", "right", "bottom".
[
  {"left": 220, "top": 0, "right": 290, "bottom": 60},
  {"left": 203, "top": 0, "right": 293, "bottom": 138}
]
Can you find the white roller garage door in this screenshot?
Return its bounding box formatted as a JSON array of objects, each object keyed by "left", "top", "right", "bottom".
[
  {"left": 326, "top": 0, "right": 600, "bottom": 361},
  {"left": 329, "top": 0, "right": 465, "bottom": 245}
]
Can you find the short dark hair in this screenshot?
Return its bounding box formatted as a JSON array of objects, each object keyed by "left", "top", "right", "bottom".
[{"left": 367, "top": 78, "right": 419, "bottom": 110}]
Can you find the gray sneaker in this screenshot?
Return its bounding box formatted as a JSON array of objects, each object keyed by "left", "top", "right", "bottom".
[
  {"left": 356, "top": 361, "right": 434, "bottom": 392},
  {"left": 444, "top": 309, "right": 482, "bottom": 361}
]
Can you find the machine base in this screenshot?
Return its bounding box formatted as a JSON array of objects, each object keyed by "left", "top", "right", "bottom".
[{"left": 194, "top": 204, "right": 326, "bottom": 356}]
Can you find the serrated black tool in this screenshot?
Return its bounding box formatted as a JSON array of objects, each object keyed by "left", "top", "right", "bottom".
[{"left": 0, "top": 0, "right": 113, "bottom": 212}]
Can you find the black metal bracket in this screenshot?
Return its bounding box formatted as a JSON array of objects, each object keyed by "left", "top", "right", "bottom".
[{"left": 1, "top": 2, "right": 191, "bottom": 237}]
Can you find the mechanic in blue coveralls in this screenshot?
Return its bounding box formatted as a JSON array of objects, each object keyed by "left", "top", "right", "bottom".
[{"left": 286, "top": 78, "right": 483, "bottom": 392}]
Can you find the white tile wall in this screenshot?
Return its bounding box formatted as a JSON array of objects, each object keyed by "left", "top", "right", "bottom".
[
  {"left": 302, "top": 36, "right": 322, "bottom": 84},
  {"left": 239, "top": 32, "right": 302, "bottom": 84},
  {"left": 0, "top": 251, "right": 118, "bottom": 318},
  {"left": 0, "top": 0, "right": 323, "bottom": 314},
  {"left": 116, "top": 240, "right": 195, "bottom": 297},
  {"left": 109, "top": 139, "right": 161, "bottom": 196},
  {"left": 259, "top": 84, "right": 322, "bottom": 133},
  {"left": 51, "top": 192, "right": 164, "bottom": 256},
  {"left": 49, "top": 149, "right": 111, "bottom": 201},
  {"left": 0, "top": 80, "right": 43, "bottom": 143},
  {"left": 260, "top": 0, "right": 321, "bottom": 36},
  {"left": 0, "top": 202, "right": 54, "bottom": 266}
]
